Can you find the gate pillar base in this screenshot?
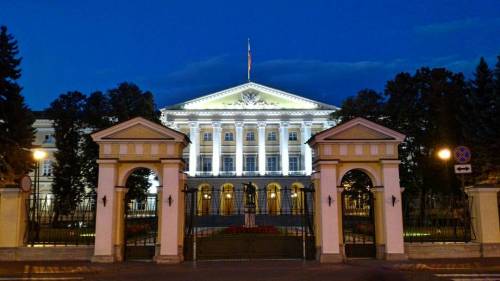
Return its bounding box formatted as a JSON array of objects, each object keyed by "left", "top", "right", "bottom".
[
  {"left": 481, "top": 243, "right": 500, "bottom": 257},
  {"left": 155, "top": 254, "right": 183, "bottom": 264},
  {"left": 91, "top": 255, "right": 115, "bottom": 263},
  {"left": 319, "top": 253, "right": 343, "bottom": 263},
  {"left": 384, "top": 253, "right": 408, "bottom": 260}
]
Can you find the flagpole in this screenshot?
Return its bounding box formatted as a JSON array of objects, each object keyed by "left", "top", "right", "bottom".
[{"left": 247, "top": 38, "right": 251, "bottom": 82}]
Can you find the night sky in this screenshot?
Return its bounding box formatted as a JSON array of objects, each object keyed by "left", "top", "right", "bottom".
[{"left": 1, "top": 1, "right": 499, "bottom": 110}]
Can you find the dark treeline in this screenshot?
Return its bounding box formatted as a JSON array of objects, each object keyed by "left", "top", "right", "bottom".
[
  {"left": 47, "top": 83, "right": 160, "bottom": 217},
  {"left": 333, "top": 57, "right": 500, "bottom": 195}
]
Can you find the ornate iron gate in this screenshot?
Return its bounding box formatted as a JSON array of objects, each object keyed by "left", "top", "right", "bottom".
[
  {"left": 342, "top": 187, "right": 375, "bottom": 258},
  {"left": 184, "top": 184, "right": 315, "bottom": 260},
  {"left": 124, "top": 194, "right": 158, "bottom": 260}
]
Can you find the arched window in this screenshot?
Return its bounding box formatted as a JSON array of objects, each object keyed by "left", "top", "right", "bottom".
[
  {"left": 220, "top": 183, "right": 235, "bottom": 215},
  {"left": 291, "top": 183, "right": 304, "bottom": 214},
  {"left": 197, "top": 184, "right": 212, "bottom": 215},
  {"left": 266, "top": 183, "right": 281, "bottom": 215}
]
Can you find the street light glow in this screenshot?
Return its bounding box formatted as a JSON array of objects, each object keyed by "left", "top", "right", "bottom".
[
  {"left": 437, "top": 148, "right": 451, "bottom": 160},
  {"left": 33, "top": 150, "right": 47, "bottom": 160}
]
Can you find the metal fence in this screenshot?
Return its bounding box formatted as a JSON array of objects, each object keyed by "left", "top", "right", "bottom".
[
  {"left": 402, "top": 193, "right": 475, "bottom": 243},
  {"left": 26, "top": 194, "right": 97, "bottom": 246}
]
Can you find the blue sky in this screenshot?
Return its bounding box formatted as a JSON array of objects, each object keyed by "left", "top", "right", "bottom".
[{"left": 1, "top": 0, "right": 499, "bottom": 110}]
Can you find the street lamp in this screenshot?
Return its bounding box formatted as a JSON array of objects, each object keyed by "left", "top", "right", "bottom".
[
  {"left": 437, "top": 148, "right": 451, "bottom": 161},
  {"left": 32, "top": 149, "right": 47, "bottom": 224}
]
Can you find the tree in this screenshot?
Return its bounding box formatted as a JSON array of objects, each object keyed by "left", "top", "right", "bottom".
[
  {"left": 331, "top": 89, "right": 385, "bottom": 123},
  {"left": 108, "top": 82, "right": 159, "bottom": 123},
  {"left": 466, "top": 57, "right": 499, "bottom": 183},
  {"left": 80, "top": 91, "right": 112, "bottom": 192},
  {"left": 0, "top": 25, "right": 35, "bottom": 186},
  {"left": 48, "top": 91, "right": 87, "bottom": 219}
]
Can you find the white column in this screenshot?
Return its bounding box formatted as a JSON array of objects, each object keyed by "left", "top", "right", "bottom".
[
  {"left": 93, "top": 159, "right": 117, "bottom": 262},
  {"left": 158, "top": 160, "right": 183, "bottom": 263},
  {"left": 381, "top": 160, "right": 406, "bottom": 259},
  {"left": 315, "top": 161, "right": 341, "bottom": 262},
  {"left": 235, "top": 122, "right": 244, "bottom": 176},
  {"left": 212, "top": 122, "right": 221, "bottom": 176},
  {"left": 301, "top": 121, "right": 312, "bottom": 175},
  {"left": 280, "top": 121, "right": 289, "bottom": 176},
  {"left": 188, "top": 122, "right": 199, "bottom": 177},
  {"left": 258, "top": 122, "right": 266, "bottom": 176}
]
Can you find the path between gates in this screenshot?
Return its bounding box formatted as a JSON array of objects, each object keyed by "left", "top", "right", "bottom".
[{"left": 1, "top": 259, "right": 500, "bottom": 281}]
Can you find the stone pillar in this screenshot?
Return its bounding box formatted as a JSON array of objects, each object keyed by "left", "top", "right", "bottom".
[
  {"left": 258, "top": 122, "right": 266, "bottom": 176},
  {"left": 92, "top": 159, "right": 118, "bottom": 263},
  {"left": 235, "top": 122, "right": 244, "bottom": 176},
  {"left": 280, "top": 121, "right": 289, "bottom": 176},
  {"left": 0, "top": 188, "right": 27, "bottom": 248},
  {"left": 314, "top": 160, "right": 342, "bottom": 263},
  {"left": 188, "top": 122, "right": 199, "bottom": 177},
  {"left": 157, "top": 159, "right": 184, "bottom": 263},
  {"left": 212, "top": 122, "right": 221, "bottom": 176},
  {"left": 380, "top": 160, "right": 406, "bottom": 260},
  {"left": 113, "top": 187, "right": 128, "bottom": 262},
  {"left": 372, "top": 187, "right": 386, "bottom": 259},
  {"left": 466, "top": 185, "right": 500, "bottom": 257},
  {"left": 301, "top": 121, "right": 312, "bottom": 175}
]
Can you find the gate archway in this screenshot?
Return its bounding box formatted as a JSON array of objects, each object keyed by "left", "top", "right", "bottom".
[
  {"left": 91, "top": 117, "right": 189, "bottom": 263},
  {"left": 308, "top": 117, "right": 407, "bottom": 262},
  {"left": 340, "top": 169, "right": 375, "bottom": 258}
]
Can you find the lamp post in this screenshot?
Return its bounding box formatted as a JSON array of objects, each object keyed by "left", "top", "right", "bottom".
[{"left": 32, "top": 149, "right": 47, "bottom": 223}]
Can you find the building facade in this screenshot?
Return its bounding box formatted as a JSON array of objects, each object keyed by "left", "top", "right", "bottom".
[
  {"left": 32, "top": 82, "right": 338, "bottom": 194},
  {"left": 160, "top": 82, "right": 337, "bottom": 191}
]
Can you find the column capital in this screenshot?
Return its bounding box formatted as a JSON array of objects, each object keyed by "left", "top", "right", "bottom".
[
  {"left": 235, "top": 121, "right": 244, "bottom": 128},
  {"left": 280, "top": 121, "right": 289, "bottom": 127},
  {"left": 212, "top": 121, "right": 222, "bottom": 129},
  {"left": 189, "top": 121, "right": 199, "bottom": 128},
  {"left": 302, "top": 121, "right": 313, "bottom": 127},
  {"left": 257, "top": 121, "right": 266, "bottom": 128}
]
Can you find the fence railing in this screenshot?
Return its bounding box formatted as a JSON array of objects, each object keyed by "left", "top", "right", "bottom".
[
  {"left": 402, "top": 193, "right": 475, "bottom": 243},
  {"left": 26, "top": 194, "right": 97, "bottom": 246}
]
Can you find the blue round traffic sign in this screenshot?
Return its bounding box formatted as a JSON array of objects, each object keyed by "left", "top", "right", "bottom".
[{"left": 454, "top": 146, "right": 471, "bottom": 164}]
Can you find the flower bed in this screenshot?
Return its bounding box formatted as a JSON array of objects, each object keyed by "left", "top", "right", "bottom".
[{"left": 223, "top": 225, "right": 279, "bottom": 235}]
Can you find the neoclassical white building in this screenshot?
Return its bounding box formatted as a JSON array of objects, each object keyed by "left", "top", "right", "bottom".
[{"left": 160, "top": 82, "right": 338, "bottom": 189}]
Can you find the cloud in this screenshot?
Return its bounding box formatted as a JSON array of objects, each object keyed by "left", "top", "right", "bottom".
[
  {"left": 414, "top": 17, "right": 500, "bottom": 34},
  {"left": 146, "top": 54, "right": 496, "bottom": 108}
]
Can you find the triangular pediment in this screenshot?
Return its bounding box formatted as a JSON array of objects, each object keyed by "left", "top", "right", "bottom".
[
  {"left": 308, "top": 117, "right": 405, "bottom": 144},
  {"left": 91, "top": 117, "right": 189, "bottom": 143},
  {"left": 167, "top": 82, "right": 337, "bottom": 110}
]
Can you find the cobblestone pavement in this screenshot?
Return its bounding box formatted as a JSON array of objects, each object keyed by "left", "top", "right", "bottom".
[{"left": 0, "top": 259, "right": 499, "bottom": 281}]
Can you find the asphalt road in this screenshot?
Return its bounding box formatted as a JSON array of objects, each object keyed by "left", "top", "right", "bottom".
[{"left": 0, "top": 259, "right": 499, "bottom": 281}]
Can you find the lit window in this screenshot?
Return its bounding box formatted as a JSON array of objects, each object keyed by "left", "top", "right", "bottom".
[
  {"left": 268, "top": 131, "right": 277, "bottom": 141},
  {"left": 289, "top": 131, "right": 298, "bottom": 141},
  {"left": 43, "top": 134, "right": 55, "bottom": 144},
  {"left": 203, "top": 132, "right": 212, "bottom": 141},
  {"left": 42, "top": 160, "right": 53, "bottom": 176},
  {"left": 246, "top": 131, "right": 255, "bottom": 141},
  {"left": 224, "top": 132, "right": 234, "bottom": 141}
]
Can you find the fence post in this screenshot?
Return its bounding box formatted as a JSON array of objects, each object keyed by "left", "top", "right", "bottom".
[
  {"left": 0, "top": 188, "right": 27, "bottom": 251},
  {"left": 466, "top": 184, "right": 500, "bottom": 257}
]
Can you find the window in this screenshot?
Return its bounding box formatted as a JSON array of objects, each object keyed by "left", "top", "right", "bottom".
[
  {"left": 289, "top": 131, "right": 298, "bottom": 141},
  {"left": 43, "top": 134, "right": 55, "bottom": 144},
  {"left": 245, "top": 155, "right": 256, "bottom": 171},
  {"left": 183, "top": 157, "right": 189, "bottom": 171},
  {"left": 246, "top": 131, "right": 255, "bottom": 141},
  {"left": 203, "top": 132, "right": 212, "bottom": 141},
  {"left": 289, "top": 156, "right": 299, "bottom": 171},
  {"left": 223, "top": 156, "right": 234, "bottom": 171},
  {"left": 224, "top": 132, "right": 234, "bottom": 141},
  {"left": 267, "top": 156, "right": 279, "bottom": 171},
  {"left": 42, "top": 160, "right": 53, "bottom": 176},
  {"left": 267, "top": 131, "right": 277, "bottom": 141},
  {"left": 201, "top": 157, "right": 212, "bottom": 172}
]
